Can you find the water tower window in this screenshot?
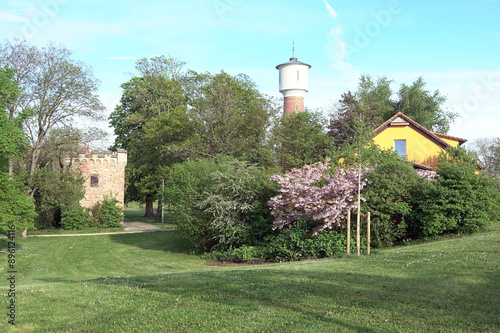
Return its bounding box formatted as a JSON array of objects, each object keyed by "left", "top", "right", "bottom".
[
  {"left": 394, "top": 140, "right": 407, "bottom": 159},
  {"left": 297, "top": 70, "right": 300, "bottom": 80},
  {"left": 90, "top": 175, "right": 99, "bottom": 187},
  {"left": 294, "top": 104, "right": 299, "bottom": 112}
]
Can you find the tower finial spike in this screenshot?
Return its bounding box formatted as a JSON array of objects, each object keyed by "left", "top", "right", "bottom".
[{"left": 292, "top": 39, "right": 295, "bottom": 58}]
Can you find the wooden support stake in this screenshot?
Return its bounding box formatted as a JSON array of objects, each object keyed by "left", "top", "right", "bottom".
[
  {"left": 346, "top": 210, "right": 351, "bottom": 254},
  {"left": 356, "top": 167, "right": 361, "bottom": 255},
  {"left": 366, "top": 212, "right": 371, "bottom": 255},
  {"left": 356, "top": 204, "right": 361, "bottom": 256}
]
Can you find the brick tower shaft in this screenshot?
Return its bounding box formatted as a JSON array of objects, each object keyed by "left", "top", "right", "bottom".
[{"left": 284, "top": 96, "right": 305, "bottom": 115}]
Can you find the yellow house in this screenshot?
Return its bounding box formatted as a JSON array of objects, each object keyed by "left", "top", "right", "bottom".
[{"left": 373, "top": 112, "right": 466, "bottom": 170}]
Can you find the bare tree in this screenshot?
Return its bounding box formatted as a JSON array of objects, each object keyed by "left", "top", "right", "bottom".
[
  {"left": 469, "top": 137, "right": 500, "bottom": 179},
  {"left": 0, "top": 39, "right": 105, "bottom": 195}
]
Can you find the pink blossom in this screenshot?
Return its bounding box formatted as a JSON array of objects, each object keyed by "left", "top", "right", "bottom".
[
  {"left": 268, "top": 160, "right": 369, "bottom": 235},
  {"left": 415, "top": 169, "right": 438, "bottom": 181}
]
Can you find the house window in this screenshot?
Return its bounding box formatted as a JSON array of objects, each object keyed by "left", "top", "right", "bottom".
[
  {"left": 394, "top": 140, "right": 407, "bottom": 159},
  {"left": 90, "top": 175, "right": 99, "bottom": 187}
]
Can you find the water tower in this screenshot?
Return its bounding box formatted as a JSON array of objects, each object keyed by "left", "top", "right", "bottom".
[{"left": 276, "top": 54, "right": 311, "bottom": 115}]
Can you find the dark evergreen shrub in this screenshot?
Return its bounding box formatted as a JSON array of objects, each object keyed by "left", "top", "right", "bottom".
[
  {"left": 411, "top": 159, "right": 500, "bottom": 237},
  {"left": 90, "top": 196, "right": 123, "bottom": 228},
  {"left": 60, "top": 204, "right": 90, "bottom": 230},
  {"left": 33, "top": 168, "right": 85, "bottom": 229},
  {"left": 362, "top": 154, "right": 420, "bottom": 247},
  {"left": 206, "top": 220, "right": 347, "bottom": 263}
]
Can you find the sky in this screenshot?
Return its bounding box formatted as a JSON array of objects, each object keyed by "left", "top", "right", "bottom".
[{"left": 1, "top": 0, "right": 499, "bottom": 147}]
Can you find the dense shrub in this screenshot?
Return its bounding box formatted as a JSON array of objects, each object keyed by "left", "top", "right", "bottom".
[
  {"left": 206, "top": 220, "right": 347, "bottom": 263},
  {"left": 0, "top": 170, "right": 36, "bottom": 232},
  {"left": 33, "top": 168, "right": 85, "bottom": 229},
  {"left": 60, "top": 204, "right": 90, "bottom": 230},
  {"left": 262, "top": 221, "right": 347, "bottom": 261},
  {"left": 90, "top": 196, "right": 123, "bottom": 228},
  {"left": 193, "top": 147, "right": 499, "bottom": 262},
  {"left": 165, "top": 156, "right": 276, "bottom": 252},
  {"left": 411, "top": 159, "right": 500, "bottom": 237},
  {"left": 362, "top": 154, "right": 420, "bottom": 247},
  {"left": 164, "top": 158, "right": 220, "bottom": 251}
]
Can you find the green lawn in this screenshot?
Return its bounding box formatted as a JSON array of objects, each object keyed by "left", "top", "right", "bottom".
[{"left": 1, "top": 224, "right": 499, "bottom": 332}]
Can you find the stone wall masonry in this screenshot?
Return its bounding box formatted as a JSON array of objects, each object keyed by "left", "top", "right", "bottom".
[{"left": 64, "top": 149, "right": 127, "bottom": 209}]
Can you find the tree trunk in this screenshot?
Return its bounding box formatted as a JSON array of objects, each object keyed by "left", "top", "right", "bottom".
[
  {"left": 155, "top": 200, "right": 162, "bottom": 222},
  {"left": 144, "top": 194, "right": 155, "bottom": 217}
]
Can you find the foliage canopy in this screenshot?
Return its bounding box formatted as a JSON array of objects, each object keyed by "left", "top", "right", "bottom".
[{"left": 329, "top": 75, "right": 457, "bottom": 147}]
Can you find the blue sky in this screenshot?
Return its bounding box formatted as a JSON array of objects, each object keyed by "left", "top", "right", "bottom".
[{"left": 1, "top": 0, "right": 499, "bottom": 144}]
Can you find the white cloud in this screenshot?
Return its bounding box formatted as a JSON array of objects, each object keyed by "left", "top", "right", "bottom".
[
  {"left": 321, "top": 4, "right": 358, "bottom": 79},
  {"left": 321, "top": 0, "right": 338, "bottom": 19},
  {"left": 326, "top": 26, "right": 352, "bottom": 71},
  {"left": 0, "top": 12, "right": 29, "bottom": 22}
]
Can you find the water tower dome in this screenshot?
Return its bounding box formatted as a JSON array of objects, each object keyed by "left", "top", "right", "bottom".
[{"left": 276, "top": 56, "right": 311, "bottom": 115}]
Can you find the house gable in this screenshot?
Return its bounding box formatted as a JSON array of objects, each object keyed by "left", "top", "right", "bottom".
[{"left": 372, "top": 112, "right": 466, "bottom": 169}]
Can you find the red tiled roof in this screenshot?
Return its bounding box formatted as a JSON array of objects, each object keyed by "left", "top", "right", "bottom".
[
  {"left": 432, "top": 132, "right": 467, "bottom": 145},
  {"left": 373, "top": 112, "right": 454, "bottom": 150}
]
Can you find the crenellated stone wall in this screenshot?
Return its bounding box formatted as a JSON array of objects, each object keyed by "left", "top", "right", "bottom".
[{"left": 64, "top": 149, "right": 127, "bottom": 208}]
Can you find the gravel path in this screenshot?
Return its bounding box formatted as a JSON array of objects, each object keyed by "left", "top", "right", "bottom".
[{"left": 30, "top": 222, "right": 174, "bottom": 237}]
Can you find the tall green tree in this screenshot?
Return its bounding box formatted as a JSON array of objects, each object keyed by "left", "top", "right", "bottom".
[
  {"left": 329, "top": 75, "right": 394, "bottom": 147},
  {"left": 329, "top": 75, "right": 457, "bottom": 146},
  {"left": 110, "top": 63, "right": 278, "bottom": 217},
  {"left": 110, "top": 56, "right": 189, "bottom": 217},
  {"left": 271, "top": 111, "right": 333, "bottom": 171},
  {"left": 0, "top": 67, "right": 36, "bottom": 231},
  {"left": 181, "top": 70, "right": 278, "bottom": 162},
  {"left": 396, "top": 76, "right": 455, "bottom": 133}
]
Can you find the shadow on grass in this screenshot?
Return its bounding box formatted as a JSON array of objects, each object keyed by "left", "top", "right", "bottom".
[
  {"left": 0, "top": 237, "right": 21, "bottom": 252},
  {"left": 36, "top": 265, "right": 500, "bottom": 332},
  {"left": 108, "top": 230, "right": 198, "bottom": 254}
]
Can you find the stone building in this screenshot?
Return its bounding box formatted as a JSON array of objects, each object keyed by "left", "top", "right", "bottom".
[{"left": 65, "top": 148, "right": 127, "bottom": 208}]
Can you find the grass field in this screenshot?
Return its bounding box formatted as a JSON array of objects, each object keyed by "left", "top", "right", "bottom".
[{"left": 1, "top": 221, "right": 499, "bottom": 332}]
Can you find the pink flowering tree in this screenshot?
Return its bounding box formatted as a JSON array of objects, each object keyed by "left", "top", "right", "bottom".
[
  {"left": 268, "top": 159, "right": 369, "bottom": 235},
  {"left": 415, "top": 169, "right": 438, "bottom": 181}
]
